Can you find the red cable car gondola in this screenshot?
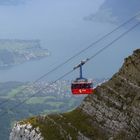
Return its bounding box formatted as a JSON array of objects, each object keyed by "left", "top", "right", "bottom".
[
  {"left": 71, "top": 60, "right": 94, "bottom": 95},
  {"left": 71, "top": 79, "right": 93, "bottom": 94}
]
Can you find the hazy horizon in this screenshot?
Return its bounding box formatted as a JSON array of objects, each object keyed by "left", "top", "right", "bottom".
[{"left": 0, "top": 0, "right": 140, "bottom": 82}]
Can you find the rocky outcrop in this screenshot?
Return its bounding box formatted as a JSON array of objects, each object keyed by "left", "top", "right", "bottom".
[
  {"left": 10, "top": 49, "right": 140, "bottom": 140},
  {"left": 80, "top": 50, "right": 140, "bottom": 139},
  {"left": 80, "top": 49, "right": 140, "bottom": 139},
  {"left": 10, "top": 123, "right": 44, "bottom": 140}
]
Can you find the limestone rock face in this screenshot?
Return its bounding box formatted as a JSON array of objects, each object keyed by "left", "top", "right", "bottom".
[
  {"left": 10, "top": 123, "right": 44, "bottom": 140},
  {"left": 80, "top": 49, "right": 140, "bottom": 139}
]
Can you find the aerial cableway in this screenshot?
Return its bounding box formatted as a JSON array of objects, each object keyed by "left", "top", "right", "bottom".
[
  {"left": 0, "top": 12, "right": 139, "bottom": 107},
  {"left": 0, "top": 13, "right": 140, "bottom": 118},
  {"left": 71, "top": 59, "right": 94, "bottom": 94}
]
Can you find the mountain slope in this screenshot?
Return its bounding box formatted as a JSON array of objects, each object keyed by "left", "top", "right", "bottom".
[{"left": 10, "top": 49, "right": 140, "bottom": 140}]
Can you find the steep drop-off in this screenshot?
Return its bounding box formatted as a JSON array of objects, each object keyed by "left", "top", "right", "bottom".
[{"left": 10, "top": 49, "right": 140, "bottom": 140}]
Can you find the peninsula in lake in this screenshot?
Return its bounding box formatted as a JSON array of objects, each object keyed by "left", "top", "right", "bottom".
[{"left": 0, "top": 39, "right": 49, "bottom": 68}]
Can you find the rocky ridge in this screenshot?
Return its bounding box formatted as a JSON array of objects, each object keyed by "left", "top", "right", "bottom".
[
  {"left": 10, "top": 123, "right": 43, "bottom": 140},
  {"left": 80, "top": 49, "right": 140, "bottom": 139},
  {"left": 10, "top": 49, "right": 140, "bottom": 140}
]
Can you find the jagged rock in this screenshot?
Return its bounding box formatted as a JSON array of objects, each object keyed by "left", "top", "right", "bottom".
[
  {"left": 10, "top": 123, "right": 44, "bottom": 140},
  {"left": 80, "top": 49, "right": 140, "bottom": 139}
]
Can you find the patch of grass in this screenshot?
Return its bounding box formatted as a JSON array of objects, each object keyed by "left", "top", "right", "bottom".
[
  {"left": 0, "top": 85, "right": 24, "bottom": 99},
  {"left": 24, "top": 109, "right": 108, "bottom": 140},
  {"left": 7, "top": 86, "right": 25, "bottom": 98},
  {"left": 62, "top": 109, "right": 108, "bottom": 139},
  {"left": 114, "top": 131, "right": 132, "bottom": 140}
]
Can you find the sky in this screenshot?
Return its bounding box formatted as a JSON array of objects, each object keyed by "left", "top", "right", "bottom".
[
  {"left": 0, "top": 0, "right": 106, "bottom": 58},
  {"left": 0, "top": 0, "right": 105, "bottom": 39},
  {"left": 0, "top": 0, "right": 140, "bottom": 81}
]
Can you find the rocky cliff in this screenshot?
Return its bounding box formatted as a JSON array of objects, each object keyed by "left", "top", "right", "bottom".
[
  {"left": 10, "top": 123, "right": 44, "bottom": 140},
  {"left": 10, "top": 49, "right": 140, "bottom": 140}
]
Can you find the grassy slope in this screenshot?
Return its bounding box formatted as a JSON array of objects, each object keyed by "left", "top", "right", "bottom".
[{"left": 22, "top": 109, "right": 108, "bottom": 140}]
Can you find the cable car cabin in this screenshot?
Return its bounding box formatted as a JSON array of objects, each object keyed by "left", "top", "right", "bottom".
[
  {"left": 71, "top": 59, "right": 94, "bottom": 94},
  {"left": 71, "top": 79, "right": 94, "bottom": 94}
]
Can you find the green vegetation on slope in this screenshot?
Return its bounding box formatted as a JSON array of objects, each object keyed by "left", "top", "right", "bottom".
[
  {"left": 23, "top": 109, "right": 108, "bottom": 140},
  {"left": 6, "top": 86, "right": 25, "bottom": 98}
]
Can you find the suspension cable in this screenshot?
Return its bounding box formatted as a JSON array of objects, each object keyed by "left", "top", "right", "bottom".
[
  {"left": 0, "top": 13, "right": 139, "bottom": 107},
  {"left": 0, "top": 21, "right": 139, "bottom": 118}
]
